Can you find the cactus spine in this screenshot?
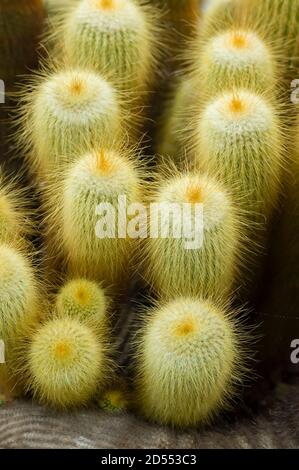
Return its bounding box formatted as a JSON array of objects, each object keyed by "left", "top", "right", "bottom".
[
  {"left": 48, "top": 148, "right": 142, "bottom": 287},
  {"left": 27, "top": 316, "right": 109, "bottom": 408},
  {"left": 0, "top": 0, "right": 45, "bottom": 87},
  {"left": 60, "top": 0, "right": 159, "bottom": 93},
  {"left": 20, "top": 68, "right": 122, "bottom": 179},
  {"left": 135, "top": 298, "right": 245, "bottom": 427},
  {"left": 143, "top": 171, "right": 242, "bottom": 300}
]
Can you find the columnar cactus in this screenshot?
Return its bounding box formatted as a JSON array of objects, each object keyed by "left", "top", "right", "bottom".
[
  {"left": 0, "top": 243, "right": 41, "bottom": 395},
  {"left": 0, "top": 176, "right": 31, "bottom": 247},
  {"left": 0, "top": 0, "right": 45, "bottom": 86},
  {"left": 194, "top": 28, "right": 277, "bottom": 96},
  {"left": 143, "top": 171, "right": 242, "bottom": 300},
  {"left": 195, "top": 90, "right": 284, "bottom": 225},
  {"left": 19, "top": 68, "right": 122, "bottom": 179},
  {"left": 135, "top": 297, "right": 245, "bottom": 427},
  {"left": 59, "top": 0, "right": 159, "bottom": 92},
  {"left": 47, "top": 148, "right": 142, "bottom": 287},
  {"left": 242, "top": 0, "right": 299, "bottom": 80},
  {"left": 27, "top": 316, "right": 109, "bottom": 408}
]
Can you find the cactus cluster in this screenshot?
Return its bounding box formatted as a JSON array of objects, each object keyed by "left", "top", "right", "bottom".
[{"left": 1, "top": 0, "right": 298, "bottom": 431}]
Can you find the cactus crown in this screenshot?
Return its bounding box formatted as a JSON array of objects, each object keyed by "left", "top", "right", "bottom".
[{"left": 55, "top": 278, "right": 108, "bottom": 326}]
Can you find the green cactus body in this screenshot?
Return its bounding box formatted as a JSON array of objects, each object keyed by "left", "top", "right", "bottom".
[
  {"left": 48, "top": 148, "right": 141, "bottom": 287},
  {"left": 21, "top": 69, "right": 122, "bottom": 179},
  {"left": 60, "top": 0, "right": 158, "bottom": 92},
  {"left": 157, "top": 77, "right": 195, "bottom": 163},
  {"left": 135, "top": 298, "right": 244, "bottom": 427},
  {"left": 55, "top": 278, "right": 108, "bottom": 331},
  {"left": 196, "top": 90, "right": 284, "bottom": 226},
  {"left": 0, "top": 243, "right": 40, "bottom": 395},
  {"left": 0, "top": 0, "right": 45, "bottom": 86},
  {"left": 28, "top": 316, "right": 108, "bottom": 408},
  {"left": 143, "top": 172, "right": 242, "bottom": 300}
]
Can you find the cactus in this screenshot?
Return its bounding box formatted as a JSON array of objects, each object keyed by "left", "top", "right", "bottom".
[
  {"left": 55, "top": 278, "right": 108, "bottom": 331},
  {"left": 0, "top": 175, "right": 31, "bottom": 248},
  {"left": 0, "top": 243, "right": 41, "bottom": 395},
  {"left": 195, "top": 90, "right": 284, "bottom": 225},
  {"left": 19, "top": 68, "right": 122, "bottom": 179},
  {"left": 242, "top": 0, "right": 299, "bottom": 81},
  {"left": 27, "top": 316, "right": 109, "bottom": 408},
  {"left": 59, "top": 0, "right": 159, "bottom": 93},
  {"left": 135, "top": 297, "right": 246, "bottom": 427},
  {"left": 157, "top": 77, "right": 195, "bottom": 163},
  {"left": 194, "top": 28, "right": 277, "bottom": 97},
  {"left": 98, "top": 387, "right": 129, "bottom": 413},
  {"left": 47, "top": 148, "right": 142, "bottom": 287},
  {"left": 0, "top": 0, "right": 45, "bottom": 87},
  {"left": 143, "top": 171, "right": 242, "bottom": 300}
]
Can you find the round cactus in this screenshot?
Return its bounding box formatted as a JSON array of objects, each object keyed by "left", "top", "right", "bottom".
[
  {"left": 19, "top": 68, "right": 122, "bottom": 179},
  {"left": 195, "top": 89, "right": 284, "bottom": 225},
  {"left": 135, "top": 297, "right": 245, "bottom": 427},
  {"left": 59, "top": 0, "right": 159, "bottom": 92},
  {"left": 98, "top": 388, "right": 129, "bottom": 413},
  {"left": 28, "top": 316, "right": 108, "bottom": 408},
  {"left": 55, "top": 278, "right": 108, "bottom": 329},
  {"left": 0, "top": 0, "right": 45, "bottom": 86},
  {"left": 0, "top": 243, "right": 41, "bottom": 394},
  {"left": 143, "top": 171, "right": 242, "bottom": 300},
  {"left": 47, "top": 148, "right": 142, "bottom": 287}
]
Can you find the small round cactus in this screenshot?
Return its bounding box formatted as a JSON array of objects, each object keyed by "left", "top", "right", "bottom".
[
  {"left": 143, "top": 171, "right": 242, "bottom": 300},
  {"left": 135, "top": 297, "right": 245, "bottom": 427},
  {"left": 47, "top": 148, "right": 142, "bottom": 287},
  {"left": 60, "top": 0, "right": 159, "bottom": 92},
  {"left": 0, "top": 0, "right": 45, "bottom": 86},
  {"left": 20, "top": 68, "right": 122, "bottom": 179},
  {"left": 196, "top": 29, "right": 277, "bottom": 96},
  {"left": 195, "top": 90, "right": 284, "bottom": 225},
  {"left": 55, "top": 278, "right": 108, "bottom": 329},
  {"left": 98, "top": 387, "right": 129, "bottom": 413},
  {"left": 28, "top": 316, "right": 108, "bottom": 408},
  {"left": 0, "top": 243, "right": 41, "bottom": 394}
]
